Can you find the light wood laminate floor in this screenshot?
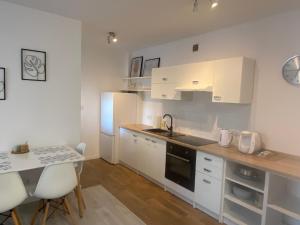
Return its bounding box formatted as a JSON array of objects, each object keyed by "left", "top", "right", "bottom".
[{"left": 81, "top": 159, "right": 223, "bottom": 225}]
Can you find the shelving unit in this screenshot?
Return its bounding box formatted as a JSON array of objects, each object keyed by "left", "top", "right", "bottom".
[
  {"left": 223, "top": 161, "right": 266, "bottom": 225},
  {"left": 121, "top": 76, "right": 152, "bottom": 92},
  {"left": 266, "top": 206, "right": 300, "bottom": 225},
  {"left": 266, "top": 173, "right": 300, "bottom": 224}
]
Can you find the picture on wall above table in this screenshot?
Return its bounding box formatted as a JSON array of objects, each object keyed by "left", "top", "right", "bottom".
[
  {"left": 142, "top": 58, "right": 160, "bottom": 77},
  {"left": 130, "top": 56, "right": 143, "bottom": 77},
  {"left": 21, "top": 48, "right": 46, "bottom": 81},
  {"left": 0, "top": 67, "right": 6, "bottom": 100}
]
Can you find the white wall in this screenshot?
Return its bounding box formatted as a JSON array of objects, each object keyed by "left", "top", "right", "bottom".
[
  {"left": 81, "top": 26, "right": 128, "bottom": 159},
  {"left": 0, "top": 2, "right": 81, "bottom": 152},
  {"left": 132, "top": 10, "right": 300, "bottom": 156}
]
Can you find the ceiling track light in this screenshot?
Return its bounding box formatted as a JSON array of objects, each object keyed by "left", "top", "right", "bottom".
[
  {"left": 193, "top": 0, "right": 219, "bottom": 12},
  {"left": 107, "top": 32, "right": 118, "bottom": 44}
]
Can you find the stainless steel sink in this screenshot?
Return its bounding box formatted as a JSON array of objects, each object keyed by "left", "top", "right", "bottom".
[{"left": 143, "top": 128, "right": 184, "bottom": 138}]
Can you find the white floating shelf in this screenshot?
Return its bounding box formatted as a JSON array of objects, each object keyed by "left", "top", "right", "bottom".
[
  {"left": 120, "top": 89, "right": 151, "bottom": 92},
  {"left": 122, "top": 76, "right": 151, "bottom": 80},
  {"left": 224, "top": 194, "right": 263, "bottom": 215}
]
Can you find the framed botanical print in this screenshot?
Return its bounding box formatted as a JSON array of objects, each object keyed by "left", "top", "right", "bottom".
[
  {"left": 142, "top": 58, "right": 160, "bottom": 77},
  {"left": 130, "top": 56, "right": 143, "bottom": 77},
  {"left": 21, "top": 48, "right": 47, "bottom": 81},
  {"left": 0, "top": 68, "right": 6, "bottom": 100}
]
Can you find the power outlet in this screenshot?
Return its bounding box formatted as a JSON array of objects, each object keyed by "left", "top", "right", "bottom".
[{"left": 193, "top": 44, "right": 199, "bottom": 52}]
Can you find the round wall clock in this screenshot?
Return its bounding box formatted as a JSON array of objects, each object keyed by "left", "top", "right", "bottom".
[{"left": 282, "top": 55, "right": 300, "bottom": 85}]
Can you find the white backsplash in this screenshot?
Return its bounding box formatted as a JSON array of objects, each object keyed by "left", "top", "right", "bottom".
[{"left": 138, "top": 92, "right": 251, "bottom": 142}]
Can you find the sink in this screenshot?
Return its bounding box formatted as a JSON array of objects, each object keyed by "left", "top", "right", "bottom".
[{"left": 143, "top": 128, "right": 184, "bottom": 138}]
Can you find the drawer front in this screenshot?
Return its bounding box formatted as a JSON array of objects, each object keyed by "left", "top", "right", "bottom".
[
  {"left": 197, "top": 163, "right": 223, "bottom": 180},
  {"left": 197, "top": 152, "right": 223, "bottom": 169},
  {"left": 152, "top": 68, "right": 179, "bottom": 84},
  {"left": 195, "top": 172, "right": 222, "bottom": 215},
  {"left": 151, "top": 83, "right": 181, "bottom": 100}
]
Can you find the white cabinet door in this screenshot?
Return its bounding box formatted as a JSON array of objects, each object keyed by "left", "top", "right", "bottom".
[
  {"left": 195, "top": 172, "right": 222, "bottom": 215},
  {"left": 212, "top": 57, "right": 255, "bottom": 104},
  {"left": 119, "top": 129, "right": 139, "bottom": 170},
  {"left": 137, "top": 136, "right": 152, "bottom": 175},
  {"left": 147, "top": 138, "right": 166, "bottom": 184},
  {"left": 151, "top": 83, "right": 182, "bottom": 100}
]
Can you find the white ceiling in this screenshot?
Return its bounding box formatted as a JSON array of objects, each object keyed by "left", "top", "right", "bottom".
[{"left": 2, "top": 0, "right": 300, "bottom": 50}]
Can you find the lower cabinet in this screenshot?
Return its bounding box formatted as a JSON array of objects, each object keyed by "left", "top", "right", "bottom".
[
  {"left": 119, "top": 129, "right": 166, "bottom": 185},
  {"left": 195, "top": 152, "right": 224, "bottom": 217},
  {"left": 195, "top": 172, "right": 222, "bottom": 215}
]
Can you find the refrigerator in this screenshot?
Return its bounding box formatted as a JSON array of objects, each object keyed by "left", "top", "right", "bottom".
[{"left": 100, "top": 92, "right": 138, "bottom": 164}]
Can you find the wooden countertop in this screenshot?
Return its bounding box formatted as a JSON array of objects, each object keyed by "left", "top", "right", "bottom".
[{"left": 121, "top": 124, "right": 300, "bottom": 180}]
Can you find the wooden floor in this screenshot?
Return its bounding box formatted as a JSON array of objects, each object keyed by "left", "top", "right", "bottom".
[{"left": 81, "top": 159, "right": 223, "bottom": 225}]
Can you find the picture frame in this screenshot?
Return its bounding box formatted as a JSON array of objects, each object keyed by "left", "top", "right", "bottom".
[
  {"left": 0, "top": 67, "right": 6, "bottom": 100},
  {"left": 130, "top": 56, "right": 143, "bottom": 77},
  {"left": 142, "top": 58, "right": 160, "bottom": 77},
  {"left": 21, "top": 48, "right": 47, "bottom": 81}
]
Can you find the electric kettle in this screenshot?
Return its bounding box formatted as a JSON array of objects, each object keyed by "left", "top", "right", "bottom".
[
  {"left": 218, "top": 129, "right": 233, "bottom": 147},
  {"left": 238, "top": 131, "right": 261, "bottom": 154}
]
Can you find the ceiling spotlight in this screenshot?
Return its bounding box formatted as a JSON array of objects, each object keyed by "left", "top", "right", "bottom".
[
  {"left": 107, "top": 32, "right": 118, "bottom": 44},
  {"left": 210, "top": 0, "right": 219, "bottom": 9}
]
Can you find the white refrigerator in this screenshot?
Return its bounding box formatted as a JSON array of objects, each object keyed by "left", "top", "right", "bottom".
[{"left": 100, "top": 92, "right": 138, "bottom": 164}]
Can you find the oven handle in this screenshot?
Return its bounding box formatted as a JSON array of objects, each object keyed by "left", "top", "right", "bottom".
[{"left": 166, "top": 152, "right": 190, "bottom": 163}]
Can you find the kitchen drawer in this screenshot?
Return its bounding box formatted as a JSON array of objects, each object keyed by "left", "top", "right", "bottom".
[
  {"left": 152, "top": 67, "right": 179, "bottom": 84},
  {"left": 195, "top": 172, "right": 222, "bottom": 215},
  {"left": 151, "top": 83, "right": 182, "bottom": 100},
  {"left": 197, "top": 151, "right": 223, "bottom": 169},
  {"left": 197, "top": 162, "right": 223, "bottom": 180}
]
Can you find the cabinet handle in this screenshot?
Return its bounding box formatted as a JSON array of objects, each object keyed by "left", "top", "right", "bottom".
[
  {"left": 213, "top": 96, "right": 222, "bottom": 101},
  {"left": 203, "top": 168, "right": 211, "bottom": 173},
  {"left": 204, "top": 157, "right": 212, "bottom": 162},
  {"left": 145, "top": 138, "right": 150, "bottom": 141},
  {"left": 192, "top": 80, "right": 199, "bottom": 85},
  {"left": 151, "top": 140, "right": 157, "bottom": 143},
  {"left": 162, "top": 77, "right": 168, "bottom": 81},
  {"left": 132, "top": 134, "right": 138, "bottom": 137},
  {"left": 161, "top": 94, "right": 167, "bottom": 98},
  {"left": 203, "top": 179, "right": 211, "bottom": 184}
]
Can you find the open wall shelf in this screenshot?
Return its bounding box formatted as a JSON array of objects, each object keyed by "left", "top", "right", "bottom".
[{"left": 121, "top": 76, "right": 151, "bottom": 92}]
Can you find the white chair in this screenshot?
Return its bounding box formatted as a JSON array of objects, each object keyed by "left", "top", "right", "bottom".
[
  {"left": 30, "top": 163, "right": 77, "bottom": 225},
  {"left": 74, "top": 143, "right": 86, "bottom": 217},
  {"left": 0, "top": 172, "right": 27, "bottom": 225}
]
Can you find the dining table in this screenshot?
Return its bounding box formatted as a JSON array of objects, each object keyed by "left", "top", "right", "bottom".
[{"left": 0, "top": 145, "right": 85, "bottom": 174}]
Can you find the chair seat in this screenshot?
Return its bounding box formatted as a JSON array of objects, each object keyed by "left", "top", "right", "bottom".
[{"left": 0, "top": 172, "right": 27, "bottom": 213}]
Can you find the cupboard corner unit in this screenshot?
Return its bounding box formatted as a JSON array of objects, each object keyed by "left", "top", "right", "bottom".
[{"left": 212, "top": 57, "right": 256, "bottom": 104}]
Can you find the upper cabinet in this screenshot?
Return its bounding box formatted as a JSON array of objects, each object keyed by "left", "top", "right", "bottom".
[
  {"left": 150, "top": 56, "right": 256, "bottom": 104},
  {"left": 212, "top": 57, "right": 256, "bottom": 104}
]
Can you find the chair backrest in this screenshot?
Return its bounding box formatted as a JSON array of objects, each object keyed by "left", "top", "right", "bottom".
[
  {"left": 34, "top": 163, "right": 77, "bottom": 200},
  {"left": 75, "top": 143, "right": 86, "bottom": 155},
  {"left": 75, "top": 143, "right": 86, "bottom": 175},
  {"left": 0, "top": 172, "right": 27, "bottom": 213}
]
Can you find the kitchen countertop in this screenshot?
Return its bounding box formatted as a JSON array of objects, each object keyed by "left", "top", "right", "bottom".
[{"left": 121, "top": 124, "right": 300, "bottom": 180}]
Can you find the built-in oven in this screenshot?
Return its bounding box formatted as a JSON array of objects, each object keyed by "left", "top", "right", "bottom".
[{"left": 165, "top": 142, "right": 196, "bottom": 192}]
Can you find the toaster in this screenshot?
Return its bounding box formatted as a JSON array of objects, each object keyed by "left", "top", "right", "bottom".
[{"left": 238, "top": 131, "right": 261, "bottom": 154}]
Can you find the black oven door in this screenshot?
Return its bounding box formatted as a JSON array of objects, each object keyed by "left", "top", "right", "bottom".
[{"left": 165, "top": 142, "right": 196, "bottom": 192}]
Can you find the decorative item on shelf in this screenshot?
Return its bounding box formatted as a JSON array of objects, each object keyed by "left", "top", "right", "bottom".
[
  {"left": 282, "top": 55, "right": 300, "bottom": 86},
  {"left": 235, "top": 165, "right": 259, "bottom": 181},
  {"left": 142, "top": 58, "right": 160, "bottom": 77},
  {"left": 130, "top": 56, "right": 143, "bottom": 77},
  {"left": 21, "top": 48, "right": 46, "bottom": 81},
  {"left": 107, "top": 32, "right": 118, "bottom": 44},
  {"left": 0, "top": 67, "right": 6, "bottom": 100},
  {"left": 232, "top": 183, "right": 254, "bottom": 200},
  {"left": 12, "top": 142, "right": 30, "bottom": 154}
]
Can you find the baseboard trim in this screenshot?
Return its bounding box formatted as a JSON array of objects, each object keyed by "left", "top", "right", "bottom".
[{"left": 85, "top": 154, "right": 100, "bottom": 160}]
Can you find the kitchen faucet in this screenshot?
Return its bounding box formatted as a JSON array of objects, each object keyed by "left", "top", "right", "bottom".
[{"left": 163, "top": 114, "right": 173, "bottom": 136}]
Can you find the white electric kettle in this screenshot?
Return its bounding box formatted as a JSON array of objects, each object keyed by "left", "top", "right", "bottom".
[
  {"left": 238, "top": 131, "right": 261, "bottom": 154},
  {"left": 218, "top": 129, "right": 233, "bottom": 147}
]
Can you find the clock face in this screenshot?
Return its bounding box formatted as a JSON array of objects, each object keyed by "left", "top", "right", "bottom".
[{"left": 282, "top": 55, "right": 300, "bottom": 85}]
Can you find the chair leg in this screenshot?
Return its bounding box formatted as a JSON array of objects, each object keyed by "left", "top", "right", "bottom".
[
  {"left": 75, "top": 186, "right": 84, "bottom": 217},
  {"left": 78, "top": 185, "right": 86, "bottom": 209},
  {"left": 11, "top": 209, "right": 22, "bottom": 225},
  {"left": 41, "top": 201, "right": 50, "bottom": 225},
  {"left": 63, "top": 197, "right": 77, "bottom": 225},
  {"left": 31, "top": 200, "right": 44, "bottom": 225}
]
